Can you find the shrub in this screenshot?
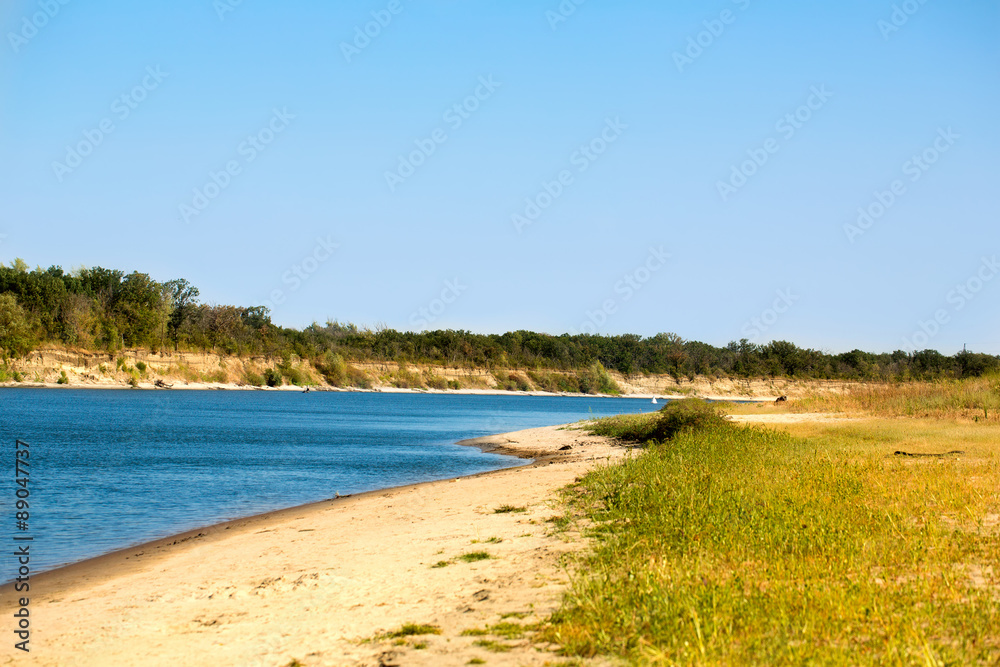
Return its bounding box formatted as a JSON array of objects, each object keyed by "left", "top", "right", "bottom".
[
  {"left": 243, "top": 370, "right": 265, "bottom": 387},
  {"left": 424, "top": 373, "right": 449, "bottom": 390},
  {"left": 590, "top": 398, "right": 729, "bottom": 443},
  {"left": 347, "top": 365, "right": 372, "bottom": 389},
  {"left": 135, "top": 361, "right": 147, "bottom": 373},
  {"left": 264, "top": 368, "right": 283, "bottom": 387},
  {"left": 652, "top": 398, "right": 729, "bottom": 440},
  {"left": 57, "top": 370, "right": 69, "bottom": 385},
  {"left": 315, "top": 352, "right": 347, "bottom": 386}
]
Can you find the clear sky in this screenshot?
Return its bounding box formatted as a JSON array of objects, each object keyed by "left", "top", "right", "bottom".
[{"left": 1, "top": 0, "right": 997, "bottom": 354}]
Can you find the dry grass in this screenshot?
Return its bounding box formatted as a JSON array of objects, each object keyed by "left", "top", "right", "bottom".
[{"left": 775, "top": 374, "right": 1000, "bottom": 421}]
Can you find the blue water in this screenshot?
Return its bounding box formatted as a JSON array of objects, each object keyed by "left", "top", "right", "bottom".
[{"left": 0, "top": 389, "right": 660, "bottom": 574}]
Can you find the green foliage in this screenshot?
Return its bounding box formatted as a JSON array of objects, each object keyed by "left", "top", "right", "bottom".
[
  {"left": 589, "top": 398, "right": 729, "bottom": 443},
  {"left": 264, "top": 368, "right": 283, "bottom": 387},
  {"left": 0, "top": 294, "right": 34, "bottom": 358},
  {"left": 243, "top": 370, "right": 265, "bottom": 387},
  {"left": 1, "top": 262, "right": 998, "bottom": 384},
  {"left": 57, "top": 370, "right": 69, "bottom": 385},
  {"left": 424, "top": 373, "right": 449, "bottom": 390},
  {"left": 135, "top": 361, "right": 147, "bottom": 373},
  {"left": 458, "top": 551, "right": 492, "bottom": 562}
]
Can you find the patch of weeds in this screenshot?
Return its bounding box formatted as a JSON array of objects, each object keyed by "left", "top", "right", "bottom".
[
  {"left": 499, "top": 611, "right": 529, "bottom": 620},
  {"left": 467, "top": 659, "right": 486, "bottom": 665},
  {"left": 460, "top": 628, "right": 488, "bottom": 637},
  {"left": 489, "top": 622, "right": 529, "bottom": 639},
  {"left": 387, "top": 623, "right": 441, "bottom": 638},
  {"left": 493, "top": 505, "right": 527, "bottom": 514},
  {"left": 547, "top": 514, "right": 572, "bottom": 531},
  {"left": 412, "top": 641, "right": 428, "bottom": 650},
  {"left": 473, "top": 639, "right": 511, "bottom": 653},
  {"left": 431, "top": 560, "right": 451, "bottom": 568},
  {"left": 484, "top": 536, "right": 503, "bottom": 544},
  {"left": 458, "top": 551, "right": 492, "bottom": 563}
]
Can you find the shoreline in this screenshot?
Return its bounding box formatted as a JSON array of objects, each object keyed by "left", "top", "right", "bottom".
[
  {"left": 0, "top": 380, "right": 781, "bottom": 402},
  {"left": 6, "top": 432, "right": 547, "bottom": 588},
  {"left": 1, "top": 422, "right": 628, "bottom": 666}
]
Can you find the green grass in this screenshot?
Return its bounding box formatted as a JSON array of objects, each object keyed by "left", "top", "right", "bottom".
[
  {"left": 458, "top": 551, "right": 492, "bottom": 563},
  {"left": 467, "top": 659, "right": 486, "bottom": 665},
  {"left": 473, "top": 639, "right": 512, "bottom": 653},
  {"left": 542, "top": 420, "right": 1000, "bottom": 664},
  {"left": 460, "top": 628, "right": 489, "bottom": 636},
  {"left": 494, "top": 504, "right": 527, "bottom": 514},
  {"left": 431, "top": 560, "right": 451, "bottom": 568},
  {"left": 384, "top": 623, "right": 441, "bottom": 638}
]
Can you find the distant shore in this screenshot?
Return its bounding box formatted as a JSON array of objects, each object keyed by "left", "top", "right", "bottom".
[{"left": 0, "top": 380, "right": 780, "bottom": 402}]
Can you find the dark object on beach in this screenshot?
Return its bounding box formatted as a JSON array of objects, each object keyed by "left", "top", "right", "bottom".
[
  {"left": 893, "top": 450, "right": 964, "bottom": 458},
  {"left": 559, "top": 445, "right": 572, "bottom": 451},
  {"left": 302, "top": 387, "right": 310, "bottom": 393},
  {"left": 154, "top": 379, "right": 172, "bottom": 389},
  {"left": 775, "top": 396, "right": 788, "bottom": 403}
]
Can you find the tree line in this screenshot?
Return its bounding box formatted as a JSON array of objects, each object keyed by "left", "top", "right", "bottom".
[{"left": 1, "top": 261, "right": 997, "bottom": 381}]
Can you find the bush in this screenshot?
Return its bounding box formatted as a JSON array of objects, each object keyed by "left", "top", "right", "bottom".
[
  {"left": 57, "top": 370, "right": 69, "bottom": 385},
  {"left": 590, "top": 399, "right": 729, "bottom": 443},
  {"left": 264, "top": 368, "right": 283, "bottom": 387},
  {"left": 135, "top": 361, "right": 147, "bottom": 373},
  {"left": 424, "top": 373, "right": 449, "bottom": 390},
  {"left": 346, "top": 365, "right": 371, "bottom": 389},
  {"left": 243, "top": 370, "right": 265, "bottom": 387},
  {"left": 315, "top": 352, "right": 347, "bottom": 386}
]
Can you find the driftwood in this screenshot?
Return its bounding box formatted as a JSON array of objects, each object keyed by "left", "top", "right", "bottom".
[
  {"left": 775, "top": 395, "right": 788, "bottom": 403},
  {"left": 154, "top": 379, "right": 173, "bottom": 389}
]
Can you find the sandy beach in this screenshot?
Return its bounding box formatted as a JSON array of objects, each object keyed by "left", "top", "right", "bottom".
[{"left": 1, "top": 424, "right": 631, "bottom": 666}]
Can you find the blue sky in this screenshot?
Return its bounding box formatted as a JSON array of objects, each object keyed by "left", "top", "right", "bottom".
[{"left": 1, "top": 0, "right": 997, "bottom": 354}]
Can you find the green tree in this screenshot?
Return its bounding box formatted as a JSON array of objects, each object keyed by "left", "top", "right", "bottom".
[{"left": 0, "top": 294, "right": 34, "bottom": 357}]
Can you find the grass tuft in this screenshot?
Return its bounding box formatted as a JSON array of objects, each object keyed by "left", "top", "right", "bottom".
[
  {"left": 494, "top": 504, "right": 527, "bottom": 514},
  {"left": 385, "top": 623, "right": 441, "bottom": 638},
  {"left": 458, "top": 551, "right": 492, "bottom": 563}
]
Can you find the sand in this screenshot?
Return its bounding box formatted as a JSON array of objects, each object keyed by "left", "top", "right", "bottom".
[{"left": 0, "top": 424, "right": 630, "bottom": 666}]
